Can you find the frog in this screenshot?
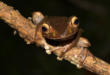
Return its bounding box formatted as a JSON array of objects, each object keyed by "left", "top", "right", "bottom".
[{"left": 32, "top": 11, "right": 91, "bottom": 63}]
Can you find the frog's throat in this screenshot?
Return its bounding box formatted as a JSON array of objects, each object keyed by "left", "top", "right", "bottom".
[{"left": 44, "top": 30, "right": 80, "bottom": 46}]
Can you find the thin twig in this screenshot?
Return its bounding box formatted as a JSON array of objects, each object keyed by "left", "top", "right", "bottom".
[{"left": 0, "top": 1, "right": 110, "bottom": 75}]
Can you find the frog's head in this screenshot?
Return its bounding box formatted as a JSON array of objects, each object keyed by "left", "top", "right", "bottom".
[{"left": 32, "top": 12, "right": 80, "bottom": 46}]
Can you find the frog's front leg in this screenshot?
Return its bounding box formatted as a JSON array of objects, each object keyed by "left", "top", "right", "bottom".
[{"left": 46, "top": 45, "right": 70, "bottom": 60}]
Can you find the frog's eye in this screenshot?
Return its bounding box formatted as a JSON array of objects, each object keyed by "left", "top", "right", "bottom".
[
  {"left": 74, "top": 19, "right": 79, "bottom": 25},
  {"left": 42, "top": 26, "right": 47, "bottom": 32},
  {"left": 42, "top": 23, "right": 49, "bottom": 32},
  {"left": 71, "top": 16, "right": 79, "bottom": 27}
]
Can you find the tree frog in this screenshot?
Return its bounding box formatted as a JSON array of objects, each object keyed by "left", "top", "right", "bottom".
[{"left": 32, "top": 12, "right": 90, "bottom": 61}]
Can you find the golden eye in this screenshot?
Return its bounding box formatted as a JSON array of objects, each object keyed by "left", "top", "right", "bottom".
[
  {"left": 42, "top": 26, "right": 47, "bottom": 32},
  {"left": 74, "top": 19, "right": 79, "bottom": 25},
  {"left": 71, "top": 16, "right": 79, "bottom": 27},
  {"left": 42, "top": 23, "right": 49, "bottom": 32}
]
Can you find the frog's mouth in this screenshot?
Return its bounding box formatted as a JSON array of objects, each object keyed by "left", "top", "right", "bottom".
[{"left": 44, "top": 30, "right": 80, "bottom": 46}]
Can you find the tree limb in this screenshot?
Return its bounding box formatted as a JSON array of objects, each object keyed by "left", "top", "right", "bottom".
[{"left": 0, "top": 1, "right": 110, "bottom": 75}]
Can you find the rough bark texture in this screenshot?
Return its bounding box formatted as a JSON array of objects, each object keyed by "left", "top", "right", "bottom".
[{"left": 0, "top": 1, "right": 110, "bottom": 75}]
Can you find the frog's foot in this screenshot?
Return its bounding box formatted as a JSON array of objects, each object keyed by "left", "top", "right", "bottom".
[
  {"left": 44, "top": 43, "right": 52, "bottom": 55},
  {"left": 45, "top": 45, "right": 63, "bottom": 55},
  {"left": 56, "top": 45, "right": 70, "bottom": 61},
  {"left": 28, "top": 17, "right": 32, "bottom": 20},
  {"left": 50, "top": 47, "right": 64, "bottom": 61}
]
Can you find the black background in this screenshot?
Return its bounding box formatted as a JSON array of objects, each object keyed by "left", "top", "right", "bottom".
[{"left": 1, "top": 0, "right": 110, "bottom": 75}]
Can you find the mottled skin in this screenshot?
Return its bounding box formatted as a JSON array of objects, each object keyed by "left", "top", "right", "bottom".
[{"left": 32, "top": 12, "right": 90, "bottom": 61}]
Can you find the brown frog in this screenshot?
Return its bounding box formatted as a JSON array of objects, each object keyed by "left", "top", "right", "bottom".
[{"left": 32, "top": 12, "right": 90, "bottom": 63}]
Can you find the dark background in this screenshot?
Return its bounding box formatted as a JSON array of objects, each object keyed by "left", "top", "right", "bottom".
[{"left": 1, "top": 0, "right": 110, "bottom": 75}]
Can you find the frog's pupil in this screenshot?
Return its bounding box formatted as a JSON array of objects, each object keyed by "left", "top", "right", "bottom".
[
  {"left": 74, "top": 19, "right": 79, "bottom": 24},
  {"left": 42, "top": 26, "right": 47, "bottom": 32}
]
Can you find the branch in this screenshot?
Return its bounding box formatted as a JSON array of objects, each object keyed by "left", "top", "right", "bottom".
[{"left": 0, "top": 1, "right": 110, "bottom": 75}]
